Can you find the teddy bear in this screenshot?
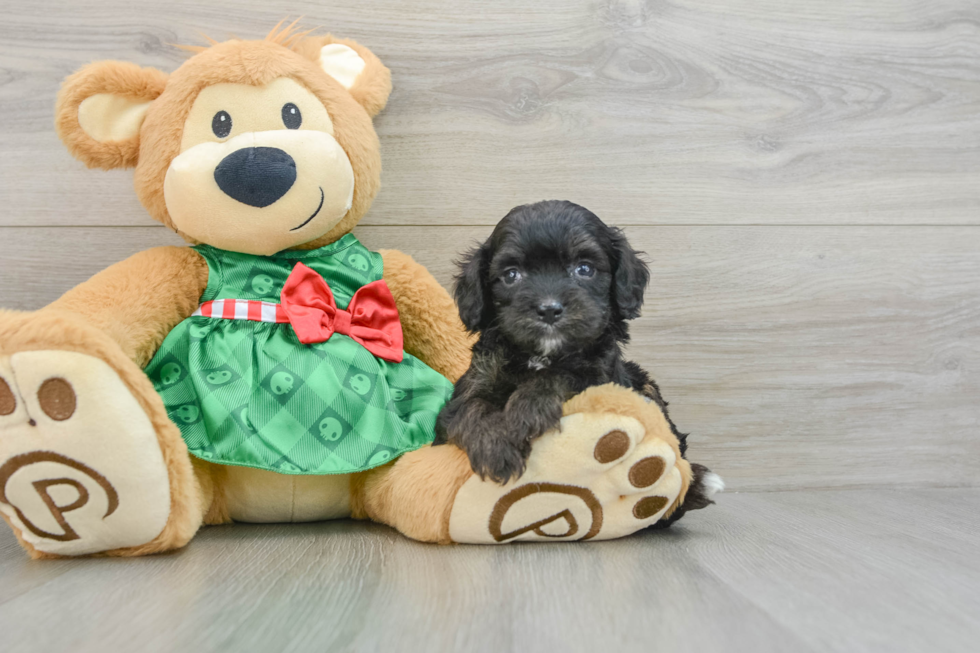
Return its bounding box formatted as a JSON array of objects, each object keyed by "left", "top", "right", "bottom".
[{"left": 0, "top": 23, "right": 696, "bottom": 558}]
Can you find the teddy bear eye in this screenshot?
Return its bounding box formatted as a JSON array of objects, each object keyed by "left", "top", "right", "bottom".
[
  {"left": 282, "top": 103, "right": 302, "bottom": 129},
  {"left": 211, "top": 110, "right": 232, "bottom": 138}
]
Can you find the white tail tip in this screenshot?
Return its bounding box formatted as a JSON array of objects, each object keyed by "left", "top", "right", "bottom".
[{"left": 701, "top": 472, "right": 725, "bottom": 498}]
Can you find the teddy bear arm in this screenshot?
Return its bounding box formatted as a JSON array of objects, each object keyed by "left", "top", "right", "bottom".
[
  {"left": 45, "top": 246, "right": 209, "bottom": 367},
  {"left": 379, "top": 249, "right": 475, "bottom": 382}
]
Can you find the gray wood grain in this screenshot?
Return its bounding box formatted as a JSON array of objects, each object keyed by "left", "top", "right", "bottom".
[
  {"left": 0, "top": 0, "right": 978, "bottom": 227},
  {"left": 1, "top": 224, "right": 977, "bottom": 492},
  {"left": 0, "top": 488, "right": 976, "bottom": 653},
  {"left": 1, "top": 3, "right": 978, "bottom": 652}
]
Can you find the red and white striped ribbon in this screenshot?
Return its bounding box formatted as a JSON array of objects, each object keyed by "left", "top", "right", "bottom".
[{"left": 192, "top": 299, "right": 289, "bottom": 323}]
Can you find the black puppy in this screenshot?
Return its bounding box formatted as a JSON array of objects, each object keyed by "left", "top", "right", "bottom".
[{"left": 435, "top": 201, "right": 718, "bottom": 520}]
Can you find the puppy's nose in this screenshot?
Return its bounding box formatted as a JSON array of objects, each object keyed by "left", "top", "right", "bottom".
[
  {"left": 536, "top": 301, "right": 564, "bottom": 325},
  {"left": 214, "top": 147, "right": 296, "bottom": 208}
]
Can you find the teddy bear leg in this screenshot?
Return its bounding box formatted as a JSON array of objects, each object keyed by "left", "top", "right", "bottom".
[
  {"left": 0, "top": 310, "right": 205, "bottom": 558},
  {"left": 447, "top": 384, "right": 703, "bottom": 543},
  {"left": 355, "top": 384, "right": 710, "bottom": 544},
  {"left": 351, "top": 443, "right": 473, "bottom": 544}
]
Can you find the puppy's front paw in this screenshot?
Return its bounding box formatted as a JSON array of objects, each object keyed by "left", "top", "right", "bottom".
[{"left": 466, "top": 433, "right": 530, "bottom": 485}]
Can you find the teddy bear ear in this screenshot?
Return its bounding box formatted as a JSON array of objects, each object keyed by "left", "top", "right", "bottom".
[
  {"left": 55, "top": 61, "right": 169, "bottom": 169},
  {"left": 306, "top": 36, "right": 392, "bottom": 117}
]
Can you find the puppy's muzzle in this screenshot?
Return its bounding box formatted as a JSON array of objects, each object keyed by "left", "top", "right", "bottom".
[{"left": 536, "top": 300, "right": 564, "bottom": 325}]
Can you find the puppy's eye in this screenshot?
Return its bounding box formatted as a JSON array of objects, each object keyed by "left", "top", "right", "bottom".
[
  {"left": 574, "top": 263, "right": 595, "bottom": 278},
  {"left": 212, "top": 110, "right": 232, "bottom": 138},
  {"left": 501, "top": 269, "right": 522, "bottom": 285},
  {"left": 282, "top": 103, "right": 302, "bottom": 129}
]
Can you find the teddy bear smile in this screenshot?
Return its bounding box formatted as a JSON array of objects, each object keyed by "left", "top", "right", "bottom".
[{"left": 290, "top": 187, "right": 325, "bottom": 232}]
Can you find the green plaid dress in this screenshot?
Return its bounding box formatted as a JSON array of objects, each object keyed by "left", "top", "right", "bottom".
[{"left": 144, "top": 234, "right": 454, "bottom": 474}]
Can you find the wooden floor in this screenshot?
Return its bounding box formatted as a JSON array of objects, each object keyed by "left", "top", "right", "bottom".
[
  {"left": 0, "top": 0, "right": 978, "bottom": 651},
  {"left": 0, "top": 489, "right": 976, "bottom": 653}
]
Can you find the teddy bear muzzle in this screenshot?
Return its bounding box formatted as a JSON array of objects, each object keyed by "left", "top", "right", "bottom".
[{"left": 163, "top": 129, "right": 355, "bottom": 255}]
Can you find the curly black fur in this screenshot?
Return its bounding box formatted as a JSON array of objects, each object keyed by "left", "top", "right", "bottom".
[{"left": 435, "top": 201, "right": 714, "bottom": 523}]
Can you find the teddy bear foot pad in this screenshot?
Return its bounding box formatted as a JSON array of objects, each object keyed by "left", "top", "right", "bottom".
[
  {"left": 0, "top": 350, "right": 171, "bottom": 556},
  {"left": 449, "top": 412, "right": 684, "bottom": 543}
]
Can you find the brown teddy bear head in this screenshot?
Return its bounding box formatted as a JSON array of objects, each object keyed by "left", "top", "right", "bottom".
[{"left": 55, "top": 23, "right": 391, "bottom": 255}]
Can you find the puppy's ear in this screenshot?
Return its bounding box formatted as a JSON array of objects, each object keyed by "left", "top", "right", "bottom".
[
  {"left": 610, "top": 228, "right": 650, "bottom": 320},
  {"left": 454, "top": 241, "right": 493, "bottom": 332}
]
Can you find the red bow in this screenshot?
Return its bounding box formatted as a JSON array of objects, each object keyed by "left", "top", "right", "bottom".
[{"left": 280, "top": 262, "right": 404, "bottom": 363}]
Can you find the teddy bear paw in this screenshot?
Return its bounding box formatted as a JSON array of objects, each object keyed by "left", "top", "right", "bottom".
[
  {"left": 448, "top": 411, "right": 686, "bottom": 543},
  {"left": 0, "top": 351, "right": 172, "bottom": 556}
]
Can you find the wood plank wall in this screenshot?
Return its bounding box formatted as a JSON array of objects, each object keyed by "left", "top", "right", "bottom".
[{"left": 1, "top": 0, "right": 978, "bottom": 491}]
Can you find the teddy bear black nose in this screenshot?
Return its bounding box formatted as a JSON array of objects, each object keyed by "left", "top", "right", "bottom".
[{"left": 213, "top": 147, "right": 297, "bottom": 208}]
